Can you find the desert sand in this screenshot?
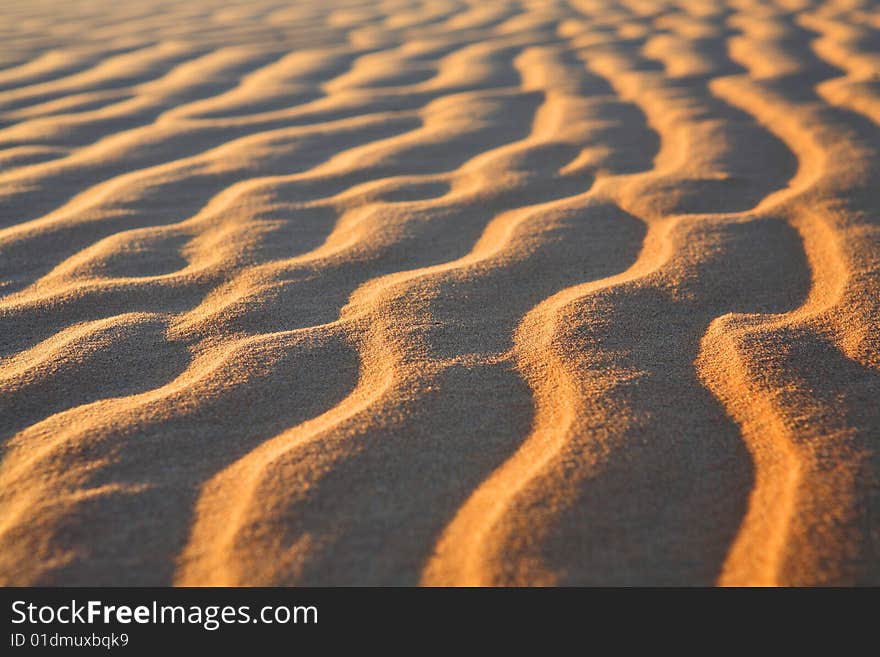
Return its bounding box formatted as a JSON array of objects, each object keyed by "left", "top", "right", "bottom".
[{"left": 0, "top": 0, "right": 877, "bottom": 586}]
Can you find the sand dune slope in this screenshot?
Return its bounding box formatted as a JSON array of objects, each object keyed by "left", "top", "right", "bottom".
[{"left": 0, "top": 0, "right": 878, "bottom": 586}]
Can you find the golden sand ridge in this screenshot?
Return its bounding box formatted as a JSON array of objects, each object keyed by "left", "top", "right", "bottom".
[{"left": 0, "top": 0, "right": 877, "bottom": 586}]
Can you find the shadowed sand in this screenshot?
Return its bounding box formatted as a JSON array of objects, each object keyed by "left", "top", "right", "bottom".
[{"left": 0, "top": 0, "right": 878, "bottom": 586}]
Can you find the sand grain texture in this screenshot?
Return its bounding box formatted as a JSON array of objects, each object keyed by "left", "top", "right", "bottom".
[{"left": 0, "top": 0, "right": 878, "bottom": 586}]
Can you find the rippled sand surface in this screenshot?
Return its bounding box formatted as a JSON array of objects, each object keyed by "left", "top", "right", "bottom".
[{"left": 0, "top": 0, "right": 878, "bottom": 585}]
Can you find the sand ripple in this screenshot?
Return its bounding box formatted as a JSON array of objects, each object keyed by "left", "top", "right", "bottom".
[{"left": 0, "top": 0, "right": 878, "bottom": 585}]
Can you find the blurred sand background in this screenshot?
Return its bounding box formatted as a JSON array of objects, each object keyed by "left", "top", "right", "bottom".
[{"left": 0, "top": 0, "right": 878, "bottom": 585}]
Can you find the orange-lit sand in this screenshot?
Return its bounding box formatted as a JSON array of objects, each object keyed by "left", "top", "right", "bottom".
[{"left": 0, "top": 0, "right": 878, "bottom": 586}]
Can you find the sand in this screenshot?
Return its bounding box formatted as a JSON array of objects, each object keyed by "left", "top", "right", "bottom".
[{"left": 0, "top": 0, "right": 877, "bottom": 586}]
